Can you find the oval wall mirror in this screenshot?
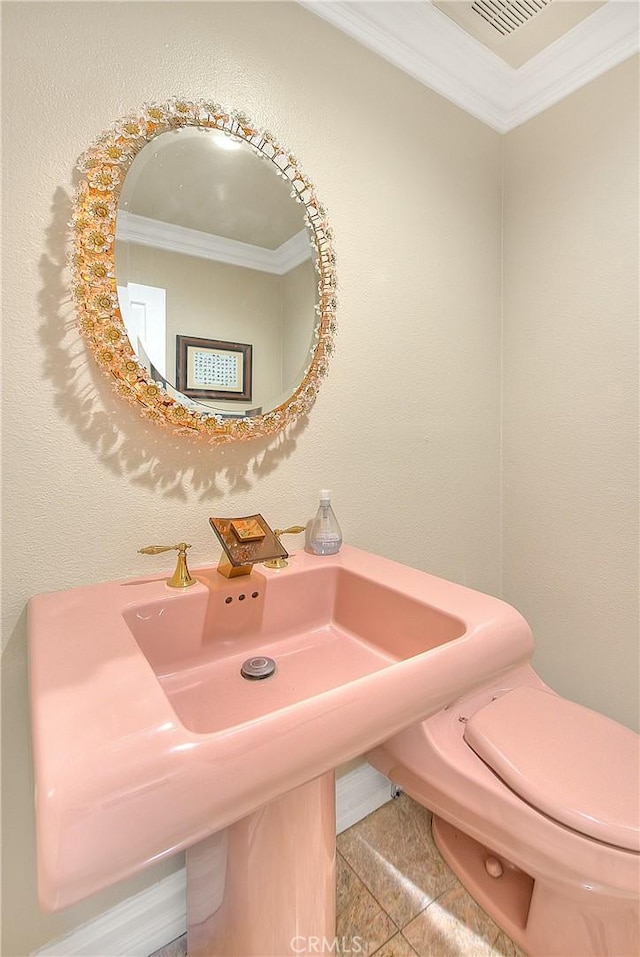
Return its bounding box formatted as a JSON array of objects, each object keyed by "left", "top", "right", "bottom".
[{"left": 71, "top": 100, "right": 337, "bottom": 443}]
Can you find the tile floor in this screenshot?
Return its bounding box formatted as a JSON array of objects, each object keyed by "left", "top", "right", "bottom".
[{"left": 150, "top": 795, "right": 526, "bottom": 957}]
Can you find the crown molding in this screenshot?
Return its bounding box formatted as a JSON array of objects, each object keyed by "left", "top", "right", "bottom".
[
  {"left": 116, "top": 212, "right": 311, "bottom": 275},
  {"left": 299, "top": 0, "right": 511, "bottom": 131},
  {"left": 505, "top": 1, "right": 640, "bottom": 129},
  {"left": 276, "top": 229, "right": 315, "bottom": 272},
  {"left": 298, "top": 1, "right": 639, "bottom": 133}
]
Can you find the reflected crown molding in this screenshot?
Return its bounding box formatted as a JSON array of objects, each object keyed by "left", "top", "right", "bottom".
[
  {"left": 117, "top": 211, "right": 311, "bottom": 275},
  {"left": 299, "top": 0, "right": 639, "bottom": 132}
]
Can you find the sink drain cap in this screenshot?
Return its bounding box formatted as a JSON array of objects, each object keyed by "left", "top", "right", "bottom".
[{"left": 241, "top": 656, "right": 276, "bottom": 680}]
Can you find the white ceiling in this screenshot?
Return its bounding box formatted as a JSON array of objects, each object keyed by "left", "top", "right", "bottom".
[
  {"left": 299, "top": 0, "right": 639, "bottom": 131},
  {"left": 433, "top": 0, "right": 605, "bottom": 68}
]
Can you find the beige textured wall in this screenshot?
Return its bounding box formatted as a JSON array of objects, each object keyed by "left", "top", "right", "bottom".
[
  {"left": 503, "top": 56, "right": 640, "bottom": 732},
  {"left": 1, "top": 3, "right": 502, "bottom": 953}
]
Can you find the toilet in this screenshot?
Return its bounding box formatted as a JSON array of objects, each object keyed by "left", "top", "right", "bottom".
[{"left": 367, "top": 663, "right": 640, "bottom": 957}]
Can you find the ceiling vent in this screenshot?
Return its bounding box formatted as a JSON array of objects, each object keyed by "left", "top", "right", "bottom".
[{"left": 471, "top": 0, "right": 552, "bottom": 38}]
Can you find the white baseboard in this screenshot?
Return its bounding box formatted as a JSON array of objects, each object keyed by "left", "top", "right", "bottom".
[
  {"left": 33, "top": 763, "right": 392, "bottom": 957},
  {"left": 33, "top": 872, "right": 187, "bottom": 957},
  {"left": 336, "top": 761, "right": 393, "bottom": 834}
]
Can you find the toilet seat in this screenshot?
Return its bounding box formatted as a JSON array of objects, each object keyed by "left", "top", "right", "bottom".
[{"left": 464, "top": 686, "right": 640, "bottom": 851}]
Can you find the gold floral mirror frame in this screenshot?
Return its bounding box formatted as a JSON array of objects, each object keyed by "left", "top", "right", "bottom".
[{"left": 70, "top": 98, "right": 337, "bottom": 444}]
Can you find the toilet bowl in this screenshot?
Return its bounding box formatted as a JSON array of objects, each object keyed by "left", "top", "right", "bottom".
[{"left": 367, "top": 664, "right": 640, "bottom": 957}]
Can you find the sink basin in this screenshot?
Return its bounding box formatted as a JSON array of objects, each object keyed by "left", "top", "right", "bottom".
[
  {"left": 29, "top": 545, "right": 533, "bottom": 921},
  {"left": 124, "top": 565, "right": 465, "bottom": 734}
]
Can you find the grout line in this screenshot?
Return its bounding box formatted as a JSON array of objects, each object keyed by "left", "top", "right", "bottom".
[
  {"left": 338, "top": 850, "right": 400, "bottom": 927},
  {"left": 399, "top": 881, "right": 455, "bottom": 928},
  {"left": 338, "top": 848, "right": 400, "bottom": 933},
  {"left": 336, "top": 852, "right": 399, "bottom": 951},
  {"left": 367, "top": 931, "right": 420, "bottom": 957}
]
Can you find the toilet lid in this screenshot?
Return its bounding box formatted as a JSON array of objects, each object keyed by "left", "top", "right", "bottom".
[{"left": 464, "top": 687, "right": 640, "bottom": 851}]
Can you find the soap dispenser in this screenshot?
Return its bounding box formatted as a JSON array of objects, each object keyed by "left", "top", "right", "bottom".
[{"left": 309, "top": 490, "right": 342, "bottom": 556}]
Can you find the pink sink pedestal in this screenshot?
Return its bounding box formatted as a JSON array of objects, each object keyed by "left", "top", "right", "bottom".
[{"left": 187, "top": 773, "right": 335, "bottom": 957}]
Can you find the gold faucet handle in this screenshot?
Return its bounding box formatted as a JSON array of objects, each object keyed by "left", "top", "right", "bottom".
[
  {"left": 138, "top": 543, "right": 195, "bottom": 588},
  {"left": 264, "top": 526, "right": 306, "bottom": 569},
  {"left": 139, "top": 544, "right": 182, "bottom": 555}
]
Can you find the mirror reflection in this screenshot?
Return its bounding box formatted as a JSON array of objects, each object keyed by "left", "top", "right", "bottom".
[{"left": 115, "top": 127, "right": 318, "bottom": 417}]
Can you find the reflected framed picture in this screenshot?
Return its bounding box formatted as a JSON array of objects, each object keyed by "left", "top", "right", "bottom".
[{"left": 176, "top": 336, "right": 252, "bottom": 402}]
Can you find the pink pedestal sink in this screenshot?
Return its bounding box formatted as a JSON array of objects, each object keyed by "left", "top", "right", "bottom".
[{"left": 29, "top": 546, "right": 533, "bottom": 956}]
